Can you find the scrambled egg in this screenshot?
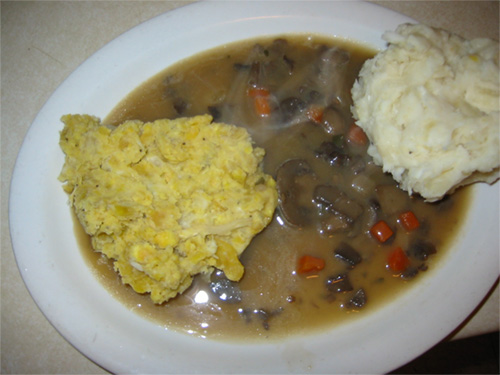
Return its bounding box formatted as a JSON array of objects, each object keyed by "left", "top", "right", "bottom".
[{"left": 59, "top": 114, "right": 277, "bottom": 303}]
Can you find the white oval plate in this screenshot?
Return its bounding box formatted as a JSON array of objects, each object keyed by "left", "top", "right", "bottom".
[{"left": 9, "top": 1, "right": 499, "bottom": 373}]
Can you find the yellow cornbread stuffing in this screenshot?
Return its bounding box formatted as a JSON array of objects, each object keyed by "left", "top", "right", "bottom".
[{"left": 58, "top": 114, "right": 277, "bottom": 303}]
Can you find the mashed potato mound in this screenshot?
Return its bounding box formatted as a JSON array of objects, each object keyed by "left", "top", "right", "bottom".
[
  {"left": 59, "top": 114, "right": 277, "bottom": 303},
  {"left": 352, "top": 23, "right": 499, "bottom": 201}
]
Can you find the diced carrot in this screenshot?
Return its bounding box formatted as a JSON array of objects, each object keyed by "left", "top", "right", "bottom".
[
  {"left": 307, "top": 105, "right": 324, "bottom": 123},
  {"left": 254, "top": 96, "right": 271, "bottom": 116},
  {"left": 247, "top": 87, "right": 270, "bottom": 98},
  {"left": 398, "top": 211, "right": 420, "bottom": 231},
  {"left": 297, "top": 255, "right": 325, "bottom": 274},
  {"left": 370, "top": 220, "right": 394, "bottom": 243},
  {"left": 247, "top": 87, "right": 271, "bottom": 117},
  {"left": 347, "top": 123, "right": 368, "bottom": 146},
  {"left": 387, "top": 247, "right": 410, "bottom": 273}
]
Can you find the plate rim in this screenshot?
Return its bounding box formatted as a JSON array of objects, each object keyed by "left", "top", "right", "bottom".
[{"left": 9, "top": 1, "right": 499, "bottom": 373}]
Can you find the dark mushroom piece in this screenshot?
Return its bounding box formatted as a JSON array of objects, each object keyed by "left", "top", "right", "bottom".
[
  {"left": 314, "top": 185, "right": 363, "bottom": 222},
  {"left": 347, "top": 288, "right": 367, "bottom": 309},
  {"left": 315, "top": 139, "right": 349, "bottom": 167},
  {"left": 279, "top": 96, "right": 307, "bottom": 123},
  {"left": 275, "top": 159, "right": 317, "bottom": 227},
  {"left": 400, "top": 266, "right": 419, "bottom": 280},
  {"left": 237, "top": 307, "right": 284, "bottom": 330},
  {"left": 408, "top": 239, "right": 436, "bottom": 261},
  {"left": 334, "top": 242, "right": 362, "bottom": 268},
  {"left": 314, "top": 185, "right": 363, "bottom": 235}
]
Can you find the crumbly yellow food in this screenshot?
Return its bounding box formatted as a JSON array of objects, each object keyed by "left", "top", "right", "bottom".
[
  {"left": 59, "top": 114, "right": 277, "bottom": 303},
  {"left": 351, "top": 23, "right": 499, "bottom": 201}
]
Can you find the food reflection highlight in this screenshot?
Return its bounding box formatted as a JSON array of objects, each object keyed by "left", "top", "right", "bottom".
[{"left": 194, "top": 290, "right": 209, "bottom": 304}]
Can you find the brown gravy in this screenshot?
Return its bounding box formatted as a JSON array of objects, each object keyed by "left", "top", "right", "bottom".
[{"left": 75, "top": 34, "right": 471, "bottom": 341}]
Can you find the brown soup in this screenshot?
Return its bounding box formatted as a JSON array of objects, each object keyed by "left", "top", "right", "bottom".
[{"left": 76, "top": 34, "right": 471, "bottom": 341}]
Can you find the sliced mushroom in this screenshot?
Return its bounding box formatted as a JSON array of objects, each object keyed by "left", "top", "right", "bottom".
[
  {"left": 314, "top": 185, "right": 363, "bottom": 222},
  {"left": 276, "top": 159, "right": 317, "bottom": 227},
  {"left": 334, "top": 242, "right": 362, "bottom": 267}
]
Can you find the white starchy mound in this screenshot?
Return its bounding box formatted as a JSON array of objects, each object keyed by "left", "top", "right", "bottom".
[{"left": 351, "top": 23, "right": 499, "bottom": 201}]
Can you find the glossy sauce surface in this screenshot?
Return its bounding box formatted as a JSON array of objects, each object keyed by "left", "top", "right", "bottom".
[{"left": 77, "top": 35, "right": 471, "bottom": 341}]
